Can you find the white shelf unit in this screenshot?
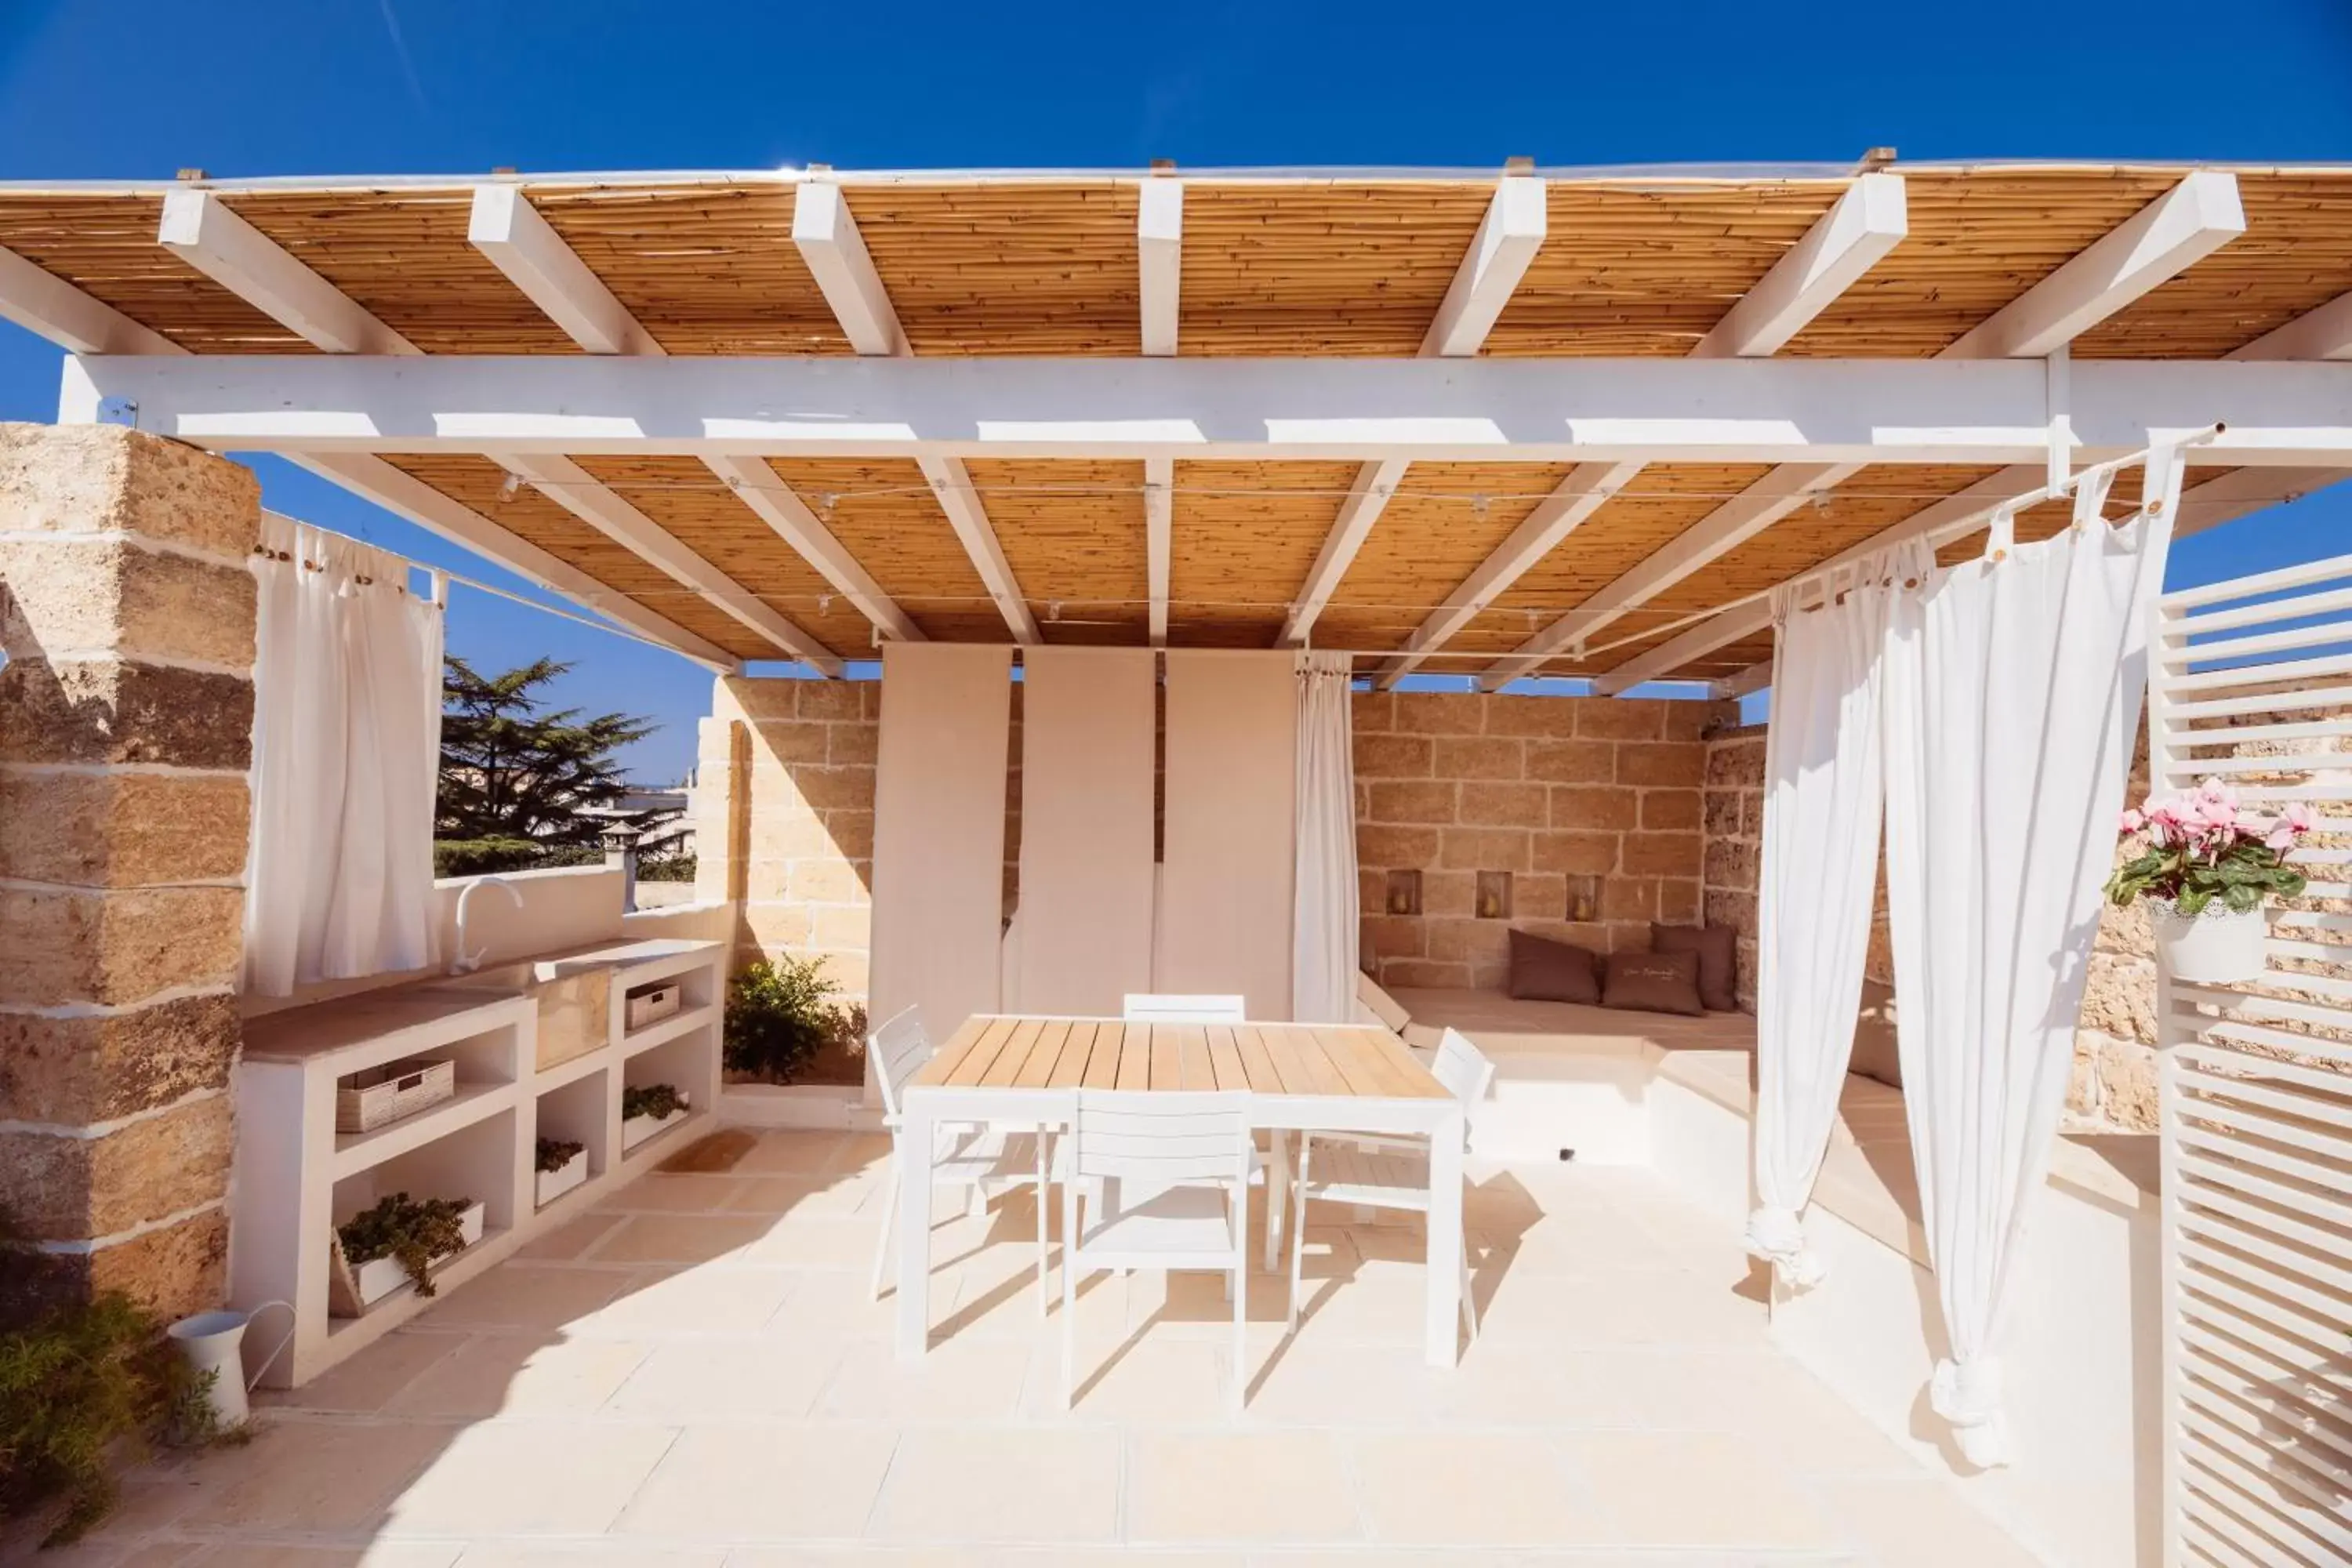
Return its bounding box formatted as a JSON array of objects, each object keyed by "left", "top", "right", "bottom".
[{"left": 232, "top": 939, "right": 725, "bottom": 1387}]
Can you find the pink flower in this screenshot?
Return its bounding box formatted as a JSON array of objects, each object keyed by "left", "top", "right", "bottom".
[
  {"left": 2118, "top": 808, "right": 2145, "bottom": 834},
  {"left": 2266, "top": 821, "right": 2298, "bottom": 851},
  {"left": 2285, "top": 802, "right": 2317, "bottom": 834}
]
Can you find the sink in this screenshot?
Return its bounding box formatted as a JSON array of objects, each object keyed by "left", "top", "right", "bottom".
[{"left": 434, "top": 962, "right": 613, "bottom": 1073}]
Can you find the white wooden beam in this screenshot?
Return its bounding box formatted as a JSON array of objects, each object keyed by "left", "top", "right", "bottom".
[
  {"left": 1480, "top": 463, "right": 1860, "bottom": 689},
  {"left": 1280, "top": 458, "right": 1409, "bottom": 647},
  {"left": 494, "top": 452, "right": 844, "bottom": 674},
  {"left": 1144, "top": 455, "right": 1173, "bottom": 646},
  {"left": 1420, "top": 174, "right": 1547, "bottom": 358},
  {"left": 1139, "top": 180, "right": 1182, "bottom": 358},
  {"left": 1940, "top": 171, "right": 2245, "bottom": 360},
  {"left": 158, "top": 189, "right": 417, "bottom": 355},
  {"left": 0, "top": 244, "right": 182, "bottom": 355},
  {"left": 467, "top": 184, "right": 663, "bottom": 357},
  {"left": 1715, "top": 660, "right": 1773, "bottom": 700},
  {"left": 1283, "top": 176, "right": 1548, "bottom": 646},
  {"left": 62, "top": 352, "right": 2352, "bottom": 468},
  {"left": 702, "top": 454, "right": 923, "bottom": 643},
  {"left": 919, "top": 455, "right": 1040, "bottom": 644},
  {"left": 1690, "top": 174, "right": 1907, "bottom": 358},
  {"left": 1376, "top": 461, "right": 1641, "bottom": 687},
  {"left": 2229, "top": 290, "right": 2352, "bottom": 363},
  {"left": 792, "top": 181, "right": 906, "bottom": 357},
  {"left": 287, "top": 452, "right": 739, "bottom": 673}
]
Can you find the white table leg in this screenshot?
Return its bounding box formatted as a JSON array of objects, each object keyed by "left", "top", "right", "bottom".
[
  {"left": 895, "top": 1102, "right": 936, "bottom": 1360},
  {"left": 1423, "top": 1104, "right": 1466, "bottom": 1369}
]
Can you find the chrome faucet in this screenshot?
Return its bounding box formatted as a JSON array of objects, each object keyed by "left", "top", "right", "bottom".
[{"left": 448, "top": 876, "right": 524, "bottom": 974}]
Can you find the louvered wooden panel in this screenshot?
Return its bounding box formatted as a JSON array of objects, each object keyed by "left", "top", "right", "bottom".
[
  {"left": 764, "top": 458, "right": 1009, "bottom": 642},
  {"left": 851, "top": 183, "right": 1142, "bottom": 355}
]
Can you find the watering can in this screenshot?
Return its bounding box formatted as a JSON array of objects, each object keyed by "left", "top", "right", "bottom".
[{"left": 166, "top": 1301, "right": 293, "bottom": 1428}]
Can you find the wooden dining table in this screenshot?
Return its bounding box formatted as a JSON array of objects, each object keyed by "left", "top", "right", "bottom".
[{"left": 895, "top": 1014, "right": 1466, "bottom": 1367}]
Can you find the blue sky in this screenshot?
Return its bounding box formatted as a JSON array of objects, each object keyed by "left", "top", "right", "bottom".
[{"left": 2, "top": 1, "right": 2347, "bottom": 779}]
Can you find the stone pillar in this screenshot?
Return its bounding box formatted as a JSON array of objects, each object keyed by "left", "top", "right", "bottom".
[{"left": 0, "top": 424, "right": 259, "bottom": 1326}]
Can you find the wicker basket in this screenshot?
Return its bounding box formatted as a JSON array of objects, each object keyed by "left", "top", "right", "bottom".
[
  {"left": 625, "top": 981, "right": 682, "bottom": 1032},
  {"left": 336, "top": 1057, "right": 456, "bottom": 1134}
]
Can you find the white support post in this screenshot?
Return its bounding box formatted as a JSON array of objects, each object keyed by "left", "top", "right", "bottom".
[
  {"left": 1139, "top": 180, "right": 1182, "bottom": 358},
  {"left": 1376, "top": 461, "right": 1642, "bottom": 687},
  {"left": 1940, "top": 171, "right": 2245, "bottom": 360},
  {"left": 158, "top": 189, "right": 419, "bottom": 355},
  {"left": 467, "top": 184, "right": 665, "bottom": 357},
  {"left": 494, "top": 452, "right": 844, "bottom": 674},
  {"left": 0, "top": 244, "right": 182, "bottom": 355},
  {"left": 1690, "top": 173, "right": 1907, "bottom": 358},
  {"left": 793, "top": 180, "right": 908, "bottom": 358},
  {"left": 702, "top": 455, "right": 922, "bottom": 643},
  {"left": 2228, "top": 288, "right": 2352, "bottom": 362},
  {"left": 919, "top": 455, "right": 1041, "bottom": 644},
  {"left": 1480, "top": 463, "right": 1860, "bottom": 689},
  {"left": 1144, "top": 455, "right": 1173, "bottom": 646}
]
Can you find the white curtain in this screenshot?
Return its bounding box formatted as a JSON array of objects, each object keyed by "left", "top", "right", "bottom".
[
  {"left": 1291, "top": 650, "right": 1359, "bottom": 1023},
  {"left": 1880, "top": 452, "right": 2181, "bottom": 1467},
  {"left": 243, "top": 515, "right": 445, "bottom": 995},
  {"left": 1745, "top": 543, "right": 1923, "bottom": 1287}
]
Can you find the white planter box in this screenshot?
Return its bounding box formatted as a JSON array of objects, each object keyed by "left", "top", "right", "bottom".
[
  {"left": 330, "top": 1200, "right": 486, "bottom": 1316},
  {"left": 535, "top": 1152, "right": 588, "bottom": 1207},
  {"left": 622, "top": 1091, "right": 691, "bottom": 1151},
  {"left": 2152, "top": 900, "right": 2270, "bottom": 983}
]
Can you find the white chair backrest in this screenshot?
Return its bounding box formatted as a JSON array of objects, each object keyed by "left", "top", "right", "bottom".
[
  {"left": 1069, "top": 1089, "right": 1252, "bottom": 1185},
  {"left": 1431, "top": 1028, "right": 1496, "bottom": 1114},
  {"left": 869, "top": 1005, "right": 932, "bottom": 1118},
  {"left": 1123, "top": 993, "right": 1246, "bottom": 1024}
]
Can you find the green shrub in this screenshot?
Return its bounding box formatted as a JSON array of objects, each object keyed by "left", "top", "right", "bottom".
[
  {"left": 0, "top": 1293, "right": 185, "bottom": 1545},
  {"left": 433, "top": 839, "right": 608, "bottom": 878},
  {"left": 534, "top": 1136, "right": 584, "bottom": 1174},
  {"left": 724, "top": 956, "right": 858, "bottom": 1083},
  {"left": 622, "top": 1083, "right": 687, "bottom": 1121},
  {"left": 637, "top": 852, "right": 697, "bottom": 884},
  {"left": 336, "top": 1193, "right": 475, "bottom": 1299}
]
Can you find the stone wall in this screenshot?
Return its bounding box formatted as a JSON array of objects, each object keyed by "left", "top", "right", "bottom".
[
  {"left": 0, "top": 425, "right": 258, "bottom": 1325},
  {"left": 1699, "top": 724, "right": 1766, "bottom": 1012},
  {"left": 1352, "top": 691, "right": 1722, "bottom": 992}
]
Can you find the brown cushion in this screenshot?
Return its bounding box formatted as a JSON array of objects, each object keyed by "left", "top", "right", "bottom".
[
  {"left": 1849, "top": 980, "right": 1903, "bottom": 1089},
  {"left": 1652, "top": 923, "right": 1738, "bottom": 1012},
  {"left": 1506, "top": 928, "right": 1601, "bottom": 1005},
  {"left": 1600, "top": 948, "right": 1706, "bottom": 1017}
]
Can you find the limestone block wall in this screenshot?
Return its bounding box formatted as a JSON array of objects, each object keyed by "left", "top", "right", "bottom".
[
  {"left": 1699, "top": 724, "right": 1766, "bottom": 1012},
  {"left": 0, "top": 424, "right": 258, "bottom": 1324}
]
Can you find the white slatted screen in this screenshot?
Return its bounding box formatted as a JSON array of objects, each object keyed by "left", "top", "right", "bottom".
[{"left": 2151, "top": 548, "right": 2352, "bottom": 1568}]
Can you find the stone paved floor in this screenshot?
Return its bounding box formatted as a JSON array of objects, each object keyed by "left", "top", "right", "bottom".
[{"left": 41, "top": 1129, "right": 2046, "bottom": 1566}]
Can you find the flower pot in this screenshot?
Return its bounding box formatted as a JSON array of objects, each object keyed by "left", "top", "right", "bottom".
[
  {"left": 536, "top": 1151, "right": 588, "bottom": 1207},
  {"left": 622, "top": 1091, "right": 691, "bottom": 1152},
  {"left": 2152, "top": 900, "right": 2270, "bottom": 984},
  {"left": 328, "top": 1200, "right": 486, "bottom": 1316}
]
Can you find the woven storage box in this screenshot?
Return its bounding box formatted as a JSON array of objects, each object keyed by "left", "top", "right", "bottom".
[
  {"left": 625, "top": 981, "right": 682, "bottom": 1032},
  {"left": 336, "top": 1057, "right": 456, "bottom": 1134}
]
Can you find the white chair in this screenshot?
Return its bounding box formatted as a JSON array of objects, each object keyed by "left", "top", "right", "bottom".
[
  {"left": 1286, "top": 1028, "right": 1496, "bottom": 1341},
  {"left": 1060, "top": 1089, "right": 1255, "bottom": 1411},
  {"left": 866, "top": 1006, "right": 1054, "bottom": 1310},
  {"left": 1122, "top": 993, "right": 1246, "bottom": 1024}
]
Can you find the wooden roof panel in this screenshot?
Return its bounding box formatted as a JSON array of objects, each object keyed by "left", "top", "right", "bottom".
[
  {"left": 0, "top": 192, "right": 304, "bottom": 352},
  {"left": 225, "top": 190, "right": 578, "bottom": 354},
  {"left": 851, "top": 183, "right": 1141, "bottom": 355},
  {"left": 1176, "top": 182, "right": 1495, "bottom": 355},
  {"left": 1167, "top": 459, "right": 1356, "bottom": 644},
  {"left": 1316, "top": 462, "right": 1580, "bottom": 653},
  {"left": 381, "top": 452, "right": 769, "bottom": 660},
  {"left": 964, "top": 458, "right": 1148, "bottom": 643},
  {"left": 527, "top": 183, "right": 850, "bottom": 355},
  {"left": 1485, "top": 181, "right": 1848, "bottom": 356},
  {"left": 764, "top": 457, "right": 1007, "bottom": 641}
]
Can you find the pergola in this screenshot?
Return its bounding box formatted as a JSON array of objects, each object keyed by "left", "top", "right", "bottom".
[{"left": 2, "top": 158, "right": 2348, "bottom": 691}]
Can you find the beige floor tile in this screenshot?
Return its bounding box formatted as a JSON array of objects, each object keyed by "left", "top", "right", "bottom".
[
  {"left": 722, "top": 1548, "right": 977, "bottom": 1566},
  {"left": 1241, "top": 1342, "right": 1436, "bottom": 1426},
  {"left": 512, "top": 1211, "right": 626, "bottom": 1262},
  {"left": 816, "top": 1334, "right": 1035, "bottom": 1421},
  {"left": 728, "top": 1174, "right": 884, "bottom": 1219},
  {"left": 608, "top": 1337, "right": 847, "bottom": 1420},
  {"left": 1812, "top": 1475, "right": 2048, "bottom": 1567},
  {"left": 1657, "top": 1351, "right": 1919, "bottom": 1473},
  {"left": 456, "top": 1548, "right": 723, "bottom": 1566},
  {"left": 1127, "top": 1430, "right": 1361, "bottom": 1544},
  {"left": 1348, "top": 1432, "right": 1602, "bottom": 1546},
  {"left": 587, "top": 1265, "right": 794, "bottom": 1335},
  {"left": 384, "top": 1334, "right": 652, "bottom": 1417},
  {"left": 867, "top": 1428, "right": 1120, "bottom": 1544},
  {"left": 597, "top": 1174, "right": 747, "bottom": 1213},
  {"left": 1488, "top": 1265, "right": 1766, "bottom": 1348},
  {"left": 401, "top": 1264, "right": 633, "bottom": 1334},
  {"left": 176, "top": 1420, "right": 445, "bottom": 1533},
  {"left": 260, "top": 1330, "right": 467, "bottom": 1414},
  {"left": 733, "top": 1132, "right": 861, "bottom": 1175},
  {"left": 745, "top": 1215, "right": 888, "bottom": 1269},
  {"left": 767, "top": 1268, "right": 898, "bottom": 1338},
  {"left": 1044, "top": 1334, "right": 1229, "bottom": 1421},
  {"left": 1565, "top": 1430, "right": 1841, "bottom": 1549},
  {"left": 615, "top": 1424, "right": 898, "bottom": 1541},
  {"left": 383, "top": 1421, "right": 677, "bottom": 1535},
  {"left": 591, "top": 1214, "right": 774, "bottom": 1266},
  {"left": 187, "top": 1548, "right": 461, "bottom": 1566}
]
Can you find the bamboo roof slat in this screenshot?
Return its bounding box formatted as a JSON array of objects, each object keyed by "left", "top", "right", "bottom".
[
  {"left": 0, "top": 193, "right": 303, "bottom": 353},
  {"left": 849, "top": 183, "right": 1143, "bottom": 356},
  {"left": 962, "top": 458, "right": 1149, "bottom": 643},
  {"left": 382, "top": 453, "right": 769, "bottom": 660},
  {"left": 1167, "top": 459, "right": 1357, "bottom": 644},
  {"left": 763, "top": 457, "right": 1008, "bottom": 642}
]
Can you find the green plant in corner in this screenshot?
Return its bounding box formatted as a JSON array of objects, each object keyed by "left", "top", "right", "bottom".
[
  {"left": 0, "top": 1288, "right": 189, "bottom": 1547},
  {"left": 535, "top": 1136, "right": 585, "bottom": 1174},
  {"left": 724, "top": 954, "right": 851, "bottom": 1083},
  {"left": 622, "top": 1083, "right": 686, "bottom": 1122},
  {"left": 336, "top": 1193, "right": 475, "bottom": 1299}
]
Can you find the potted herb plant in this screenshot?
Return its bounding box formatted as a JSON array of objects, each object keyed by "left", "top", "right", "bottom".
[
  {"left": 622, "top": 1082, "right": 690, "bottom": 1151},
  {"left": 2105, "top": 781, "right": 2313, "bottom": 983},
  {"left": 329, "top": 1192, "right": 483, "bottom": 1315},
  {"left": 535, "top": 1135, "right": 587, "bottom": 1207}
]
